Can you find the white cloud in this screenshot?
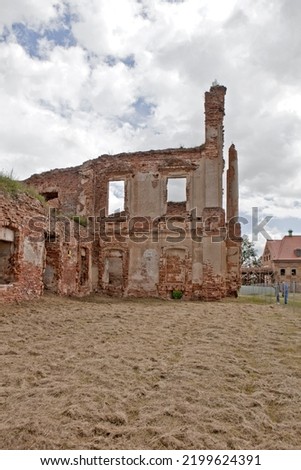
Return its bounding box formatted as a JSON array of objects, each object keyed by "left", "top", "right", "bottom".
[
  {"left": 0, "top": 0, "right": 301, "bottom": 248},
  {"left": 70, "top": 0, "right": 145, "bottom": 57},
  {"left": 0, "top": 0, "right": 59, "bottom": 32}
]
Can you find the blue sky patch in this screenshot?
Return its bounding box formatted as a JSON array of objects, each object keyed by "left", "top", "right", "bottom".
[
  {"left": 104, "top": 55, "right": 118, "bottom": 67},
  {"left": 130, "top": 97, "right": 157, "bottom": 128},
  {"left": 121, "top": 54, "right": 136, "bottom": 68},
  {"left": 117, "top": 97, "right": 156, "bottom": 130},
  {"left": 12, "top": 23, "right": 41, "bottom": 56},
  {"left": 11, "top": 9, "right": 76, "bottom": 58},
  {"left": 105, "top": 54, "right": 136, "bottom": 68},
  {"left": 133, "top": 97, "right": 156, "bottom": 119}
]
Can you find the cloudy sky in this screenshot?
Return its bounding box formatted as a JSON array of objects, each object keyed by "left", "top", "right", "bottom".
[{"left": 1, "top": 0, "right": 301, "bottom": 253}]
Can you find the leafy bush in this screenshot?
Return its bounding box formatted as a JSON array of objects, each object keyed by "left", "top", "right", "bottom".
[{"left": 172, "top": 289, "right": 183, "bottom": 300}]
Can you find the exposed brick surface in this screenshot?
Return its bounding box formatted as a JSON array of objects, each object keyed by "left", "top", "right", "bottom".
[
  {"left": 0, "top": 192, "right": 46, "bottom": 302},
  {"left": 1, "top": 85, "right": 241, "bottom": 303},
  {"left": 0, "top": 193, "right": 93, "bottom": 302}
]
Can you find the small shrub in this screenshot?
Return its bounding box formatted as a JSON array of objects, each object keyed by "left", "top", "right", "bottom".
[{"left": 172, "top": 289, "right": 183, "bottom": 300}]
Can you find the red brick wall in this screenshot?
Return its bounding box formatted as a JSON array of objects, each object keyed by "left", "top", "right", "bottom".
[{"left": 0, "top": 192, "right": 46, "bottom": 302}]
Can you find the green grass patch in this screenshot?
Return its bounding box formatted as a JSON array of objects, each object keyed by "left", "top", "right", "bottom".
[
  {"left": 69, "top": 215, "right": 88, "bottom": 227},
  {"left": 236, "top": 293, "right": 301, "bottom": 310},
  {"left": 0, "top": 172, "right": 45, "bottom": 203},
  {"left": 236, "top": 294, "right": 274, "bottom": 305}
]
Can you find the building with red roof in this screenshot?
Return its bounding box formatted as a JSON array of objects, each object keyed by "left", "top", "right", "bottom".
[{"left": 262, "top": 230, "right": 301, "bottom": 291}]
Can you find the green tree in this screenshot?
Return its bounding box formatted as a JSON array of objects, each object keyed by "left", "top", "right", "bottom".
[{"left": 241, "top": 235, "right": 261, "bottom": 267}]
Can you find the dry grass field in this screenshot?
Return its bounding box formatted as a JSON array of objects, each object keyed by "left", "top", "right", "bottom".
[{"left": 1, "top": 293, "right": 301, "bottom": 450}]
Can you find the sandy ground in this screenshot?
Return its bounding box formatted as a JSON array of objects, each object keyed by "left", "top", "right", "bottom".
[{"left": 1, "top": 294, "right": 301, "bottom": 450}]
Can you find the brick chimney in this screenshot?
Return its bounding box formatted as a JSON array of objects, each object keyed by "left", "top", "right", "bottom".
[
  {"left": 205, "top": 84, "right": 227, "bottom": 150},
  {"left": 204, "top": 83, "right": 227, "bottom": 207}
]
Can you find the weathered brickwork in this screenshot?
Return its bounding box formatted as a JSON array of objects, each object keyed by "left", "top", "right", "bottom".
[
  {"left": 1, "top": 85, "right": 241, "bottom": 302},
  {"left": 43, "top": 217, "right": 93, "bottom": 297},
  {"left": 0, "top": 192, "right": 46, "bottom": 302},
  {"left": 0, "top": 193, "right": 93, "bottom": 302}
]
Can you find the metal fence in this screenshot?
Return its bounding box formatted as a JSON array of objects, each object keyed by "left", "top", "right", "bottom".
[
  {"left": 239, "top": 283, "right": 301, "bottom": 309},
  {"left": 239, "top": 285, "right": 275, "bottom": 296}
]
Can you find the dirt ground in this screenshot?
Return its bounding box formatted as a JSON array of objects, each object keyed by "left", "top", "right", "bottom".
[{"left": 1, "top": 294, "right": 301, "bottom": 450}]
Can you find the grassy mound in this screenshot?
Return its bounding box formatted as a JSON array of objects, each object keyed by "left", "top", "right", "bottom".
[{"left": 0, "top": 172, "right": 44, "bottom": 203}]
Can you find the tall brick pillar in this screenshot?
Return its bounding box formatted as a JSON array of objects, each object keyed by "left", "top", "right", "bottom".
[
  {"left": 204, "top": 84, "right": 227, "bottom": 207},
  {"left": 227, "top": 143, "right": 238, "bottom": 224},
  {"left": 201, "top": 84, "right": 228, "bottom": 299},
  {"left": 205, "top": 84, "right": 227, "bottom": 148},
  {"left": 226, "top": 143, "right": 241, "bottom": 296}
]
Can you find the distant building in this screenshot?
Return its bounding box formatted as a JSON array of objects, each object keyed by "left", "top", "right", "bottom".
[{"left": 262, "top": 230, "right": 301, "bottom": 292}]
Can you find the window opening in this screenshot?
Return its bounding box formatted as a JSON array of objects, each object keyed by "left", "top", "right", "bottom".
[
  {"left": 167, "top": 177, "right": 186, "bottom": 202},
  {"left": 0, "top": 228, "right": 16, "bottom": 284},
  {"left": 80, "top": 247, "right": 89, "bottom": 285},
  {"left": 108, "top": 257, "right": 123, "bottom": 286},
  {"left": 108, "top": 181, "right": 125, "bottom": 215}
]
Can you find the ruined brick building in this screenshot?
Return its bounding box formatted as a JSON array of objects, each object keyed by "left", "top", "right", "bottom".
[{"left": 0, "top": 84, "right": 241, "bottom": 302}]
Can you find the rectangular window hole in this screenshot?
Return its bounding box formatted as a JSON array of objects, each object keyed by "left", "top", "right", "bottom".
[
  {"left": 167, "top": 177, "right": 186, "bottom": 202},
  {"left": 108, "top": 181, "right": 125, "bottom": 215},
  {"left": 0, "top": 239, "right": 15, "bottom": 284}
]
